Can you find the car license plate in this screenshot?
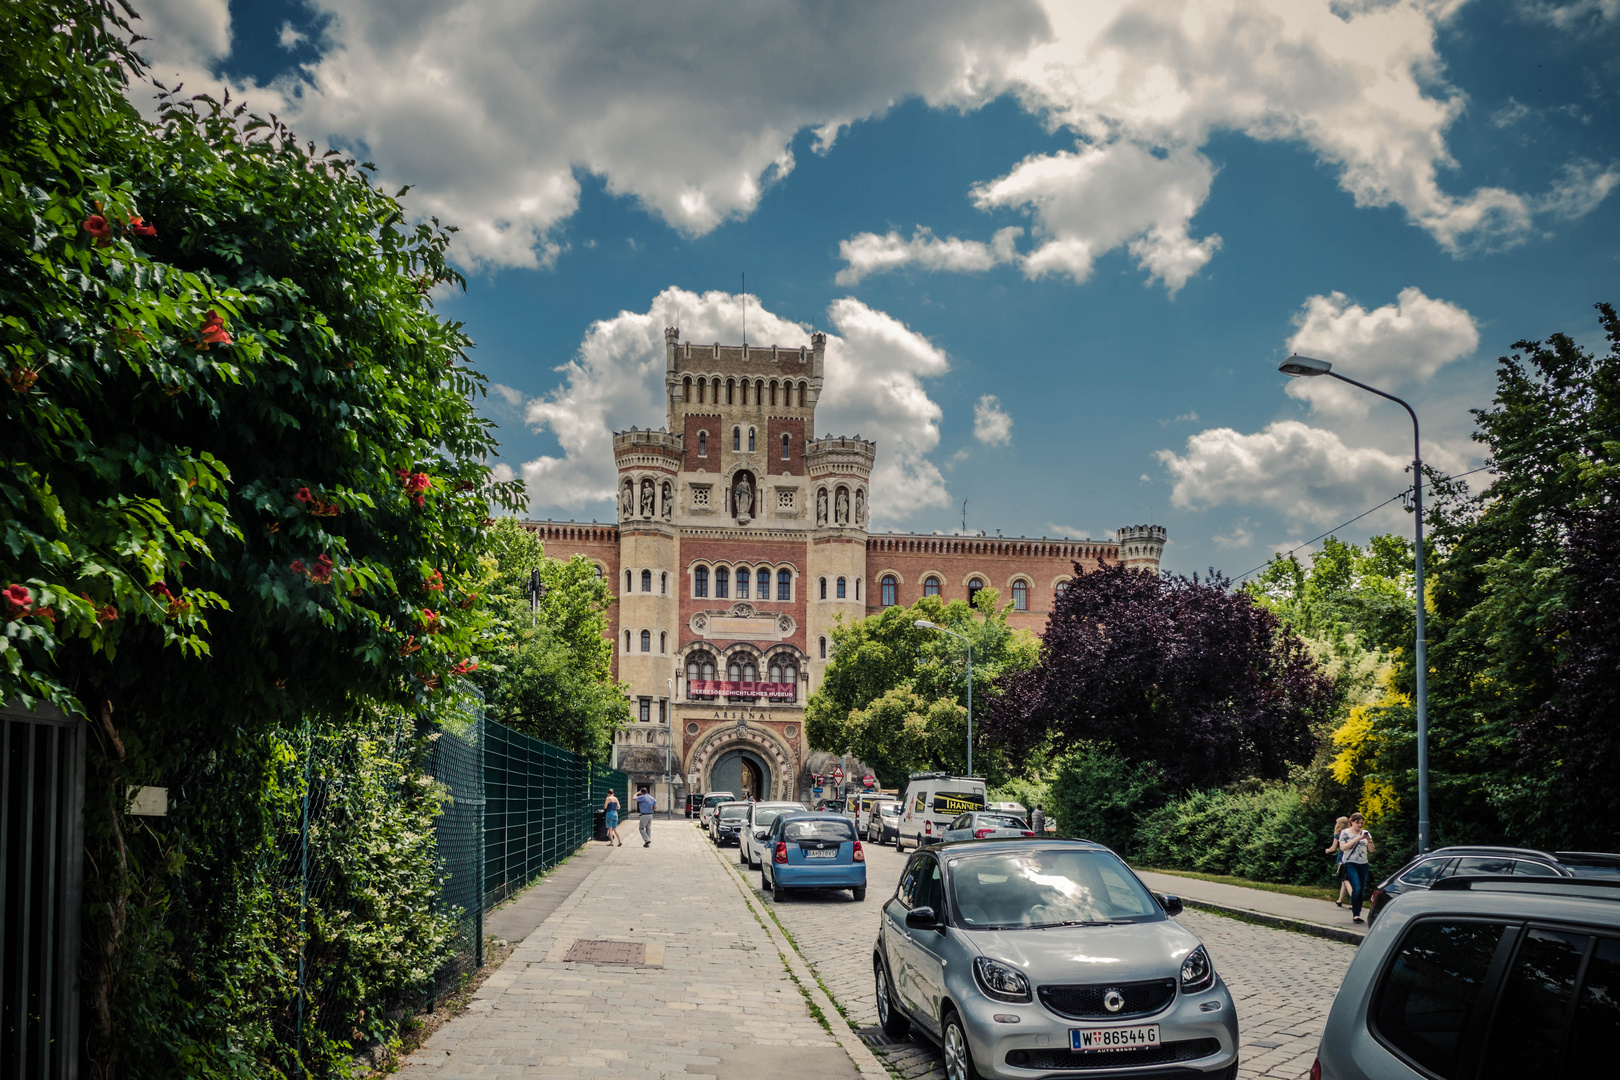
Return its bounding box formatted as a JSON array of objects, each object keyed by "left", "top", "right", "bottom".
[
  {"left": 1071, "top": 1024, "right": 1159, "bottom": 1051},
  {"left": 805, "top": 849, "right": 837, "bottom": 858}
]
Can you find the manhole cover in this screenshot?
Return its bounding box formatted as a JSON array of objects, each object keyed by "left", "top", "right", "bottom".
[{"left": 562, "top": 939, "right": 647, "bottom": 964}]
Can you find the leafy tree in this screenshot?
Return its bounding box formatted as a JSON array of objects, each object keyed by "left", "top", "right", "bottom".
[
  {"left": 467, "top": 518, "right": 628, "bottom": 759},
  {"left": 986, "top": 563, "right": 1331, "bottom": 792},
  {"left": 1, "top": 4, "right": 521, "bottom": 1075},
  {"left": 804, "top": 590, "right": 1039, "bottom": 784}
]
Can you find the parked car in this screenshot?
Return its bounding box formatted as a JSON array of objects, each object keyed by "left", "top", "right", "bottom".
[
  {"left": 760, "top": 812, "right": 867, "bottom": 902},
  {"left": 699, "top": 791, "right": 736, "bottom": 829},
  {"left": 873, "top": 838, "right": 1237, "bottom": 1080},
  {"left": 709, "top": 801, "right": 750, "bottom": 845},
  {"left": 740, "top": 801, "right": 806, "bottom": 869},
  {"left": 869, "top": 801, "right": 903, "bottom": 846},
  {"left": 940, "top": 811, "right": 1036, "bottom": 843},
  {"left": 1365, "top": 845, "right": 1620, "bottom": 925},
  {"left": 986, "top": 800, "right": 1028, "bottom": 821},
  {"left": 815, "top": 797, "right": 847, "bottom": 813},
  {"left": 847, "top": 791, "right": 889, "bottom": 833},
  {"left": 1312, "top": 873, "right": 1620, "bottom": 1078},
  {"left": 853, "top": 793, "right": 896, "bottom": 837},
  {"left": 897, "top": 772, "right": 987, "bottom": 850}
]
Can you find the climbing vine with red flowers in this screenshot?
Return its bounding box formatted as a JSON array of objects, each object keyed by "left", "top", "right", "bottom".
[{"left": 3, "top": 3, "right": 525, "bottom": 1077}]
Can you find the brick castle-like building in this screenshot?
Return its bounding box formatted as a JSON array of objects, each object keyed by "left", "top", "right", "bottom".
[{"left": 525, "top": 327, "right": 1166, "bottom": 802}]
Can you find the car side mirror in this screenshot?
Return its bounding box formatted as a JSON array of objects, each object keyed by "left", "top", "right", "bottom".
[
  {"left": 1157, "top": 893, "right": 1183, "bottom": 916},
  {"left": 905, "top": 906, "right": 942, "bottom": 931},
  {"left": 753, "top": 829, "right": 769, "bottom": 840}
]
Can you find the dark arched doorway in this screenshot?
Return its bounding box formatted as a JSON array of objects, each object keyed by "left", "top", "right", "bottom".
[{"left": 709, "top": 747, "right": 772, "bottom": 800}]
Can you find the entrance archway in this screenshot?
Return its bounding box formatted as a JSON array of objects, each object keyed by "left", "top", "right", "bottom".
[{"left": 709, "top": 747, "right": 772, "bottom": 801}]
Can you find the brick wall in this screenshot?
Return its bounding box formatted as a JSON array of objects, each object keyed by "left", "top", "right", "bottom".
[
  {"left": 683, "top": 412, "right": 721, "bottom": 472},
  {"left": 766, "top": 415, "right": 806, "bottom": 476},
  {"left": 679, "top": 537, "right": 809, "bottom": 656}
]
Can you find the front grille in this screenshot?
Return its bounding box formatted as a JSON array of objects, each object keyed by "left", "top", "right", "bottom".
[
  {"left": 1010, "top": 1037, "right": 1220, "bottom": 1071},
  {"left": 1037, "top": 978, "right": 1177, "bottom": 1020}
]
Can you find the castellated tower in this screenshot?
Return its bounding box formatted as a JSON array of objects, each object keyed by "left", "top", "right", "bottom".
[
  {"left": 1117, "top": 524, "right": 1167, "bottom": 573},
  {"left": 804, "top": 434, "right": 875, "bottom": 672}
]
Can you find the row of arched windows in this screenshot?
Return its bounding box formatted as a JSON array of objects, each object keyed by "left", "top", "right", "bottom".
[
  {"left": 626, "top": 568, "right": 669, "bottom": 595},
  {"left": 816, "top": 576, "right": 859, "bottom": 601},
  {"left": 683, "top": 649, "right": 800, "bottom": 700},
  {"left": 682, "top": 376, "right": 808, "bottom": 408},
  {"left": 624, "top": 629, "right": 669, "bottom": 654},
  {"left": 692, "top": 564, "right": 793, "bottom": 600},
  {"left": 874, "top": 574, "right": 1057, "bottom": 611},
  {"left": 691, "top": 427, "right": 796, "bottom": 461}
]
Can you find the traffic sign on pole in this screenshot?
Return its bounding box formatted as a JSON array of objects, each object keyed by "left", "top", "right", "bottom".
[
  {"left": 862, "top": 774, "right": 875, "bottom": 788},
  {"left": 830, "top": 765, "right": 845, "bottom": 787}
]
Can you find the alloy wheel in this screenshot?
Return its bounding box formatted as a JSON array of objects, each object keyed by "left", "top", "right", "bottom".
[{"left": 944, "top": 1015, "right": 975, "bottom": 1080}]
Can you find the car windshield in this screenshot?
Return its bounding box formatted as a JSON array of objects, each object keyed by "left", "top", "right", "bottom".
[
  {"left": 719, "top": 806, "right": 749, "bottom": 820},
  {"left": 978, "top": 815, "right": 1027, "bottom": 830},
  {"left": 753, "top": 808, "right": 790, "bottom": 827},
  {"left": 948, "top": 849, "right": 1163, "bottom": 929},
  {"left": 705, "top": 795, "right": 732, "bottom": 806},
  {"left": 881, "top": 805, "right": 900, "bottom": 817},
  {"left": 784, "top": 818, "right": 856, "bottom": 842}
]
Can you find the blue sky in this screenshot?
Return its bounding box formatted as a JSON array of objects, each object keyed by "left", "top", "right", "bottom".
[{"left": 133, "top": 0, "right": 1620, "bottom": 576}]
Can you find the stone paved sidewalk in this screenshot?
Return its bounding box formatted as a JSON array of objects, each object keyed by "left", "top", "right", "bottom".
[{"left": 397, "top": 818, "right": 864, "bottom": 1080}]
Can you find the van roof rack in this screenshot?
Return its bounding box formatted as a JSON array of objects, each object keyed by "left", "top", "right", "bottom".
[
  {"left": 906, "top": 772, "right": 984, "bottom": 781},
  {"left": 1430, "top": 875, "right": 1620, "bottom": 898}
]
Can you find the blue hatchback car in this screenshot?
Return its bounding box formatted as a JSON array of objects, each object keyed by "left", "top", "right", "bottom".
[{"left": 760, "top": 812, "right": 867, "bottom": 902}]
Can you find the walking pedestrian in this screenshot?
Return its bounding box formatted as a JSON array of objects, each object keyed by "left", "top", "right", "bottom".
[
  {"left": 635, "top": 785, "right": 657, "bottom": 847},
  {"left": 1325, "top": 815, "right": 1351, "bottom": 907},
  {"left": 603, "top": 790, "right": 623, "bottom": 846},
  {"left": 1031, "top": 804, "right": 1046, "bottom": 836},
  {"left": 1337, "top": 813, "right": 1376, "bottom": 923}
]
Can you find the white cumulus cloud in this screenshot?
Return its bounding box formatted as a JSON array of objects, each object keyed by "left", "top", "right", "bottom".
[
  {"left": 1155, "top": 420, "right": 1410, "bottom": 524},
  {"left": 1284, "top": 287, "right": 1480, "bottom": 417},
  {"left": 973, "top": 395, "right": 1014, "bottom": 445},
  {"left": 518, "top": 288, "right": 951, "bottom": 523},
  {"left": 835, "top": 227, "right": 1023, "bottom": 286}
]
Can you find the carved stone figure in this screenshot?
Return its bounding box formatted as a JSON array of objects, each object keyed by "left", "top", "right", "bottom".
[
  {"left": 661, "top": 482, "right": 673, "bottom": 519},
  {"left": 835, "top": 488, "right": 849, "bottom": 524},
  {"left": 854, "top": 488, "right": 866, "bottom": 525},
  {"left": 735, "top": 476, "right": 753, "bottom": 517},
  {"left": 640, "top": 481, "right": 655, "bottom": 516},
  {"left": 621, "top": 482, "right": 634, "bottom": 518},
  {"left": 816, "top": 487, "right": 828, "bottom": 525}
]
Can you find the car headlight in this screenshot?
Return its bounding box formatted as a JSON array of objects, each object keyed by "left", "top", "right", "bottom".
[
  {"left": 973, "top": 956, "right": 1032, "bottom": 1003},
  {"left": 1180, "top": 945, "right": 1215, "bottom": 993}
]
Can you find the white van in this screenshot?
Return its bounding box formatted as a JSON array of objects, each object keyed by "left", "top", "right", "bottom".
[
  {"left": 896, "top": 773, "right": 987, "bottom": 850},
  {"left": 848, "top": 791, "right": 894, "bottom": 836}
]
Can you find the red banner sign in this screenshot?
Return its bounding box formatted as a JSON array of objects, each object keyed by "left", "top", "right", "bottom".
[{"left": 689, "top": 680, "right": 797, "bottom": 700}]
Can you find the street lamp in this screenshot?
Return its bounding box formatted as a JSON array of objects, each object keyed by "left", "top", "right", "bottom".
[
  {"left": 1278, "top": 354, "right": 1431, "bottom": 853},
  {"left": 915, "top": 620, "right": 975, "bottom": 778}
]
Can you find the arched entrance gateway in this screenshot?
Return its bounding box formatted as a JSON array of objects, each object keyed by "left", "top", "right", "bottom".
[{"left": 709, "top": 747, "right": 772, "bottom": 801}]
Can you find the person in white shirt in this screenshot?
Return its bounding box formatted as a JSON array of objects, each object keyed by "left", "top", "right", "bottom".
[{"left": 1337, "top": 813, "right": 1375, "bottom": 923}]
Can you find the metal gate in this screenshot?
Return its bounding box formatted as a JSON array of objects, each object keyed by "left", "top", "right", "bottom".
[{"left": 0, "top": 699, "right": 85, "bottom": 1080}]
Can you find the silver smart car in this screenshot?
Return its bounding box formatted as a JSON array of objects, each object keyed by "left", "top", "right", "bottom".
[{"left": 873, "top": 839, "right": 1238, "bottom": 1080}]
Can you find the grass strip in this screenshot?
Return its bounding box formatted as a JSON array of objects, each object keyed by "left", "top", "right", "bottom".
[{"left": 1133, "top": 866, "right": 1339, "bottom": 903}]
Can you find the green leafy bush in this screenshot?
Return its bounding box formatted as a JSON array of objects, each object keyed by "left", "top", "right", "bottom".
[
  {"left": 1133, "top": 783, "right": 1335, "bottom": 886},
  {"left": 1048, "top": 743, "right": 1164, "bottom": 853}
]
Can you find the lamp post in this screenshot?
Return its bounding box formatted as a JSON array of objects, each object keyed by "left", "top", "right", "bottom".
[
  {"left": 915, "top": 620, "right": 974, "bottom": 778},
  {"left": 666, "top": 678, "right": 675, "bottom": 818},
  {"left": 1278, "top": 354, "right": 1430, "bottom": 853}
]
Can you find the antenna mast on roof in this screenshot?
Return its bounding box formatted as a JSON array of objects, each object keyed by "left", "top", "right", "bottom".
[
  {"left": 741, "top": 272, "right": 746, "bottom": 346},
  {"left": 962, "top": 499, "right": 967, "bottom": 535}
]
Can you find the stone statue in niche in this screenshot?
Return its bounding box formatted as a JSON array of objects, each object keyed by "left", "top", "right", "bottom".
[
  {"left": 735, "top": 476, "right": 754, "bottom": 517},
  {"left": 661, "top": 482, "right": 673, "bottom": 519},
  {"left": 640, "top": 481, "right": 655, "bottom": 516},
  {"left": 854, "top": 488, "right": 866, "bottom": 525},
  {"left": 816, "top": 488, "right": 828, "bottom": 525},
  {"left": 621, "top": 483, "right": 634, "bottom": 519},
  {"left": 835, "top": 488, "right": 849, "bottom": 524}
]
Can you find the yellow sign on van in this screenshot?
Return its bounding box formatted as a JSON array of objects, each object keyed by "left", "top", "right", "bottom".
[{"left": 932, "top": 791, "right": 987, "bottom": 815}]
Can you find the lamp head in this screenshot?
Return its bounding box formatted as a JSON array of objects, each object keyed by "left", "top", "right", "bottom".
[
  {"left": 914, "top": 620, "right": 938, "bottom": 630},
  {"left": 1279, "top": 354, "right": 1332, "bottom": 377}
]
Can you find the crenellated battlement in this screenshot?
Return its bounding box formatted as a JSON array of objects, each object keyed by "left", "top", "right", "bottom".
[
  {"left": 805, "top": 435, "right": 876, "bottom": 480},
  {"left": 1116, "top": 524, "right": 1168, "bottom": 572}
]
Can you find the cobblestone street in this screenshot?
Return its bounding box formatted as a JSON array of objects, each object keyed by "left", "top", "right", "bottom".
[{"left": 720, "top": 824, "right": 1357, "bottom": 1080}]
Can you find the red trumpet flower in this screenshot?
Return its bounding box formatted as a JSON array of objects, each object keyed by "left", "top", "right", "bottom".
[
  {"left": 129, "top": 216, "right": 157, "bottom": 237},
  {"left": 82, "top": 215, "right": 111, "bottom": 245},
  {"left": 198, "top": 310, "right": 232, "bottom": 348},
  {"left": 3, "top": 584, "right": 32, "bottom": 618}
]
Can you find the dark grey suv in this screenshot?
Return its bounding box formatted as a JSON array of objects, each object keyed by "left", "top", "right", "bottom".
[{"left": 1366, "top": 846, "right": 1620, "bottom": 925}]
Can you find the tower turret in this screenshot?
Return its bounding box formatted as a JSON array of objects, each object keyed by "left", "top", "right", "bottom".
[{"left": 1116, "top": 524, "right": 1167, "bottom": 573}]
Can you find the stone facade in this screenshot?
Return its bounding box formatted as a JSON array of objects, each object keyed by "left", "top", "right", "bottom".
[{"left": 524, "top": 329, "right": 1165, "bottom": 802}]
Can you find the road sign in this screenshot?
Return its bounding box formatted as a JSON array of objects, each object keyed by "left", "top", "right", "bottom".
[
  {"left": 862, "top": 774, "right": 875, "bottom": 788},
  {"left": 830, "top": 765, "right": 845, "bottom": 786},
  {"left": 812, "top": 787, "right": 823, "bottom": 797}
]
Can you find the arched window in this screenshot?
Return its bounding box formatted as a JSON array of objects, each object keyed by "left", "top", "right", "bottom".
[
  {"left": 836, "top": 576, "right": 846, "bottom": 599},
  {"left": 728, "top": 655, "right": 757, "bottom": 682},
  {"left": 640, "top": 629, "right": 651, "bottom": 652},
  {"left": 625, "top": 570, "right": 632, "bottom": 592},
  {"left": 660, "top": 571, "right": 667, "bottom": 595},
  {"left": 798, "top": 381, "right": 806, "bottom": 407},
  {"left": 755, "top": 379, "right": 764, "bottom": 405},
  {"left": 733, "top": 427, "right": 740, "bottom": 452},
  {"left": 698, "top": 431, "right": 707, "bottom": 456},
  {"left": 641, "top": 569, "right": 652, "bottom": 592},
  {"left": 740, "top": 380, "right": 748, "bottom": 405},
  {"left": 737, "top": 567, "right": 750, "bottom": 599},
  {"left": 770, "top": 381, "right": 778, "bottom": 406},
  {"left": 594, "top": 564, "right": 604, "bottom": 579},
  {"left": 682, "top": 376, "right": 691, "bottom": 402},
  {"left": 659, "top": 631, "right": 667, "bottom": 653},
  {"left": 881, "top": 575, "right": 898, "bottom": 607},
  {"left": 726, "top": 379, "right": 734, "bottom": 404},
  {"left": 782, "top": 433, "right": 790, "bottom": 459},
  {"left": 624, "top": 630, "right": 631, "bottom": 651},
  {"left": 697, "top": 378, "right": 705, "bottom": 404},
  {"left": 1055, "top": 580, "right": 1069, "bottom": 598},
  {"left": 777, "top": 568, "right": 791, "bottom": 600},
  {"left": 968, "top": 577, "right": 985, "bottom": 606},
  {"left": 715, "top": 567, "right": 730, "bottom": 598},
  {"left": 711, "top": 377, "right": 720, "bottom": 402},
  {"left": 748, "top": 428, "right": 756, "bottom": 452},
  {"left": 819, "top": 636, "right": 827, "bottom": 659},
  {"left": 819, "top": 576, "right": 827, "bottom": 600},
  {"left": 924, "top": 576, "right": 941, "bottom": 597},
  {"left": 768, "top": 656, "right": 799, "bottom": 699},
  {"left": 1012, "top": 580, "right": 1029, "bottom": 610},
  {"left": 694, "top": 566, "right": 708, "bottom": 597},
  {"left": 687, "top": 651, "right": 717, "bottom": 695},
  {"left": 856, "top": 578, "right": 861, "bottom": 600}
]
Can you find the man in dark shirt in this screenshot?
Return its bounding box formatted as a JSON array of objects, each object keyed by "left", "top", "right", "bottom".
[{"left": 635, "top": 787, "right": 657, "bottom": 847}]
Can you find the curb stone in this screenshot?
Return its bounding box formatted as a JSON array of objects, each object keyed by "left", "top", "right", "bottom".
[
  {"left": 1178, "top": 897, "right": 1365, "bottom": 946},
  {"left": 705, "top": 838, "right": 892, "bottom": 1080}
]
